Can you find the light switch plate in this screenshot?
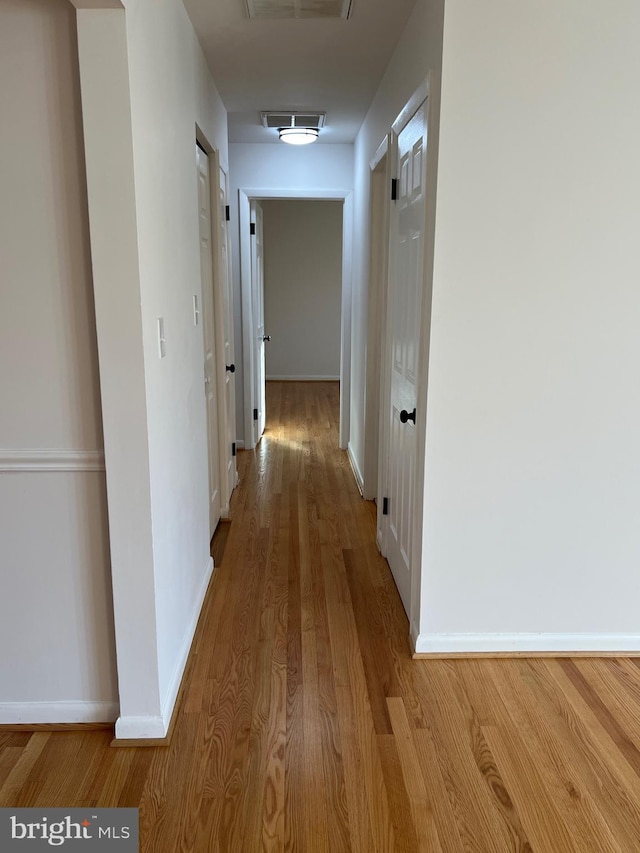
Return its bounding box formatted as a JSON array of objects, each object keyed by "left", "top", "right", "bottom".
[{"left": 158, "top": 317, "right": 166, "bottom": 358}]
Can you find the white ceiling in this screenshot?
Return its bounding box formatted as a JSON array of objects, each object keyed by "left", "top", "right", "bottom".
[{"left": 182, "top": 0, "right": 418, "bottom": 143}]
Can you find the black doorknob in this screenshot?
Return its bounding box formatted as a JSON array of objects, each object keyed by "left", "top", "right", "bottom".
[
  {"left": 399, "top": 408, "right": 416, "bottom": 424},
  {"left": 226, "top": 364, "right": 236, "bottom": 373}
]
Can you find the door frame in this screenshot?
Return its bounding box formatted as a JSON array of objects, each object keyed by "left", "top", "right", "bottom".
[
  {"left": 196, "top": 128, "right": 236, "bottom": 517},
  {"left": 239, "top": 187, "right": 353, "bottom": 450},
  {"left": 363, "top": 135, "right": 391, "bottom": 512},
  {"left": 378, "top": 77, "right": 437, "bottom": 644},
  {"left": 249, "top": 199, "right": 266, "bottom": 446},
  {"left": 216, "top": 162, "right": 239, "bottom": 512},
  {"left": 196, "top": 140, "right": 222, "bottom": 535}
]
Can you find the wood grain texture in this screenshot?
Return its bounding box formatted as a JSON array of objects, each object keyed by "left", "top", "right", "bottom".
[{"left": 2, "top": 381, "right": 640, "bottom": 851}]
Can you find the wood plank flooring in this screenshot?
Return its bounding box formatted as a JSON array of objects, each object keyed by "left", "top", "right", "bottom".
[{"left": 3, "top": 380, "right": 640, "bottom": 850}]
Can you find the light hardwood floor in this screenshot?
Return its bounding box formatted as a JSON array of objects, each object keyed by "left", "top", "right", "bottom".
[{"left": 2, "top": 380, "right": 640, "bottom": 851}]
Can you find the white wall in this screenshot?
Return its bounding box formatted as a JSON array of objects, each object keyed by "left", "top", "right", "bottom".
[
  {"left": 262, "top": 201, "right": 343, "bottom": 380},
  {"left": 0, "top": 0, "right": 117, "bottom": 721},
  {"left": 125, "top": 0, "right": 228, "bottom": 725},
  {"left": 74, "top": 0, "right": 228, "bottom": 736},
  {"left": 350, "top": 0, "right": 445, "bottom": 494},
  {"left": 229, "top": 143, "right": 354, "bottom": 443},
  {"left": 417, "top": 0, "right": 640, "bottom": 651}
]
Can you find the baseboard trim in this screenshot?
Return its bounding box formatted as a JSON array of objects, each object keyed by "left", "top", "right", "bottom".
[
  {"left": 347, "top": 442, "right": 364, "bottom": 496},
  {"left": 0, "top": 701, "right": 118, "bottom": 725},
  {"left": 266, "top": 376, "right": 340, "bottom": 381},
  {"left": 235, "top": 440, "right": 245, "bottom": 450},
  {"left": 0, "top": 722, "right": 113, "bottom": 732},
  {"left": 412, "top": 632, "right": 640, "bottom": 658},
  {"left": 113, "top": 556, "right": 215, "bottom": 745},
  {"left": 0, "top": 449, "right": 105, "bottom": 472},
  {"left": 376, "top": 528, "right": 386, "bottom": 557}
]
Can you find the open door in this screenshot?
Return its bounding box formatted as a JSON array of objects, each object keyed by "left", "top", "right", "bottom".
[
  {"left": 250, "top": 200, "right": 267, "bottom": 445},
  {"left": 381, "top": 97, "right": 429, "bottom": 618},
  {"left": 196, "top": 143, "right": 222, "bottom": 536}
]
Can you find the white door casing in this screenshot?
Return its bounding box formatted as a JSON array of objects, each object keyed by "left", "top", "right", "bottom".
[
  {"left": 196, "top": 144, "right": 222, "bottom": 536},
  {"left": 364, "top": 137, "right": 391, "bottom": 510},
  {"left": 382, "top": 97, "right": 429, "bottom": 619}
]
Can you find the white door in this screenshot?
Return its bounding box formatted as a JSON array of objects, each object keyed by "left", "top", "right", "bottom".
[
  {"left": 217, "top": 165, "right": 238, "bottom": 501},
  {"left": 384, "top": 101, "right": 428, "bottom": 616},
  {"left": 250, "top": 200, "right": 267, "bottom": 444},
  {"left": 196, "top": 144, "right": 222, "bottom": 536}
]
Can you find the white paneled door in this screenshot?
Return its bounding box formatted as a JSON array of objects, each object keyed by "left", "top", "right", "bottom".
[
  {"left": 250, "top": 200, "right": 267, "bottom": 445},
  {"left": 217, "top": 165, "right": 238, "bottom": 502},
  {"left": 197, "top": 144, "right": 222, "bottom": 536},
  {"left": 384, "top": 101, "right": 428, "bottom": 617}
]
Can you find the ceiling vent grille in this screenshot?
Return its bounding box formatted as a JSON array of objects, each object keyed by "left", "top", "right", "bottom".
[
  {"left": 261, "top": 111, "right": 326, "bottom": 129},
  {"left": 246, "top": 0, "right": 353, "bottom": 20}
]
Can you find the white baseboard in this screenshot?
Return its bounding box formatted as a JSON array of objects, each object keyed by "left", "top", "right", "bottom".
[
  {"left": 347, "top": 442, "right": 364, "bottom": 496},
  {"left": 235, "top": 440, "right": 245, "bottom": 450},
  {"left": 266, "top": 375, "right": 340, "bottom": 381},
  {"left": 0, "top": 701, "right": 118, "bottom": 724},
  {"left": 0, "top": 449, "right": 105, "bottom": 472},
  {"left": 412, "top": 632, "right": 640, "bottom": 656}
]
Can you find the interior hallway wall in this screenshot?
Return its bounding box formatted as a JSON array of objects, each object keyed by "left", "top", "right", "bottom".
[
  {"left": 123, "top": 0, "right": 229, "bottom": 726},
  {"left": 418, "top": 0, "right": 640, "bottom": 650},
  {"left": 0, "top": 0, "right": 117, "bottom": 721},
  {"left": 262, "top": 201, "right": 343, "bottom": 381},
  {"left": 73, "top": 0, "right": 229, "bottom": 736}
]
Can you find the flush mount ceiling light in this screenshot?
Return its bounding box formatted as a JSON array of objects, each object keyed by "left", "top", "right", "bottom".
[
  {"left": 279, "top": 127, "right": 319, "bottom": 145},
  {"left": 261, "top": 111, "right": 325, "bottom": 144}
]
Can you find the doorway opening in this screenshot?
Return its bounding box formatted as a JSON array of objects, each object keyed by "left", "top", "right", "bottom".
[{"left": 239, "top": 188, "right": 353, "bottom": 452}]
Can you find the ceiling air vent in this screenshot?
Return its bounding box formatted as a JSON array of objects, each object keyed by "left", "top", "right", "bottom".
[
  {"left": 246, "top": 0, "right": 353, "bottom": 20},
  {"left": 261, "top": 111, "right": 326, "bottom": 130}
]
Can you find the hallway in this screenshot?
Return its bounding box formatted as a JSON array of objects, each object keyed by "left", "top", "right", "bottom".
[{"left": 2, "top": 382, "right": 640, "bottom": 851}]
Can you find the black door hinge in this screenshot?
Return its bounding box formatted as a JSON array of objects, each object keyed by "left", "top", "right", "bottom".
[
  {"left": 250, "top": 222, "right": 256, "bottom": 236},
  {"left": 253, "top": 408, "right": 258, "bottom": 421},
  {"left": 232, "top": 442, "right": 237, "bottom": 457},
  {"left": 391, "top": 178, "right": 398, "bottom": 201},
  {"left": 225, "top": 205, "right": 230, "bottom": 221},
  {"left": 382, "top": 497, "right": 389, "bottom": 516}
]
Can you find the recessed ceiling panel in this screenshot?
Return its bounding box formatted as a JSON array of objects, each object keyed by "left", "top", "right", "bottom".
[
  {"left": 261, "top": 111, "right": 326, "bottom": 129},
  {"left": 246, "top": 0, "right": 353, "bottom": 20}
]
